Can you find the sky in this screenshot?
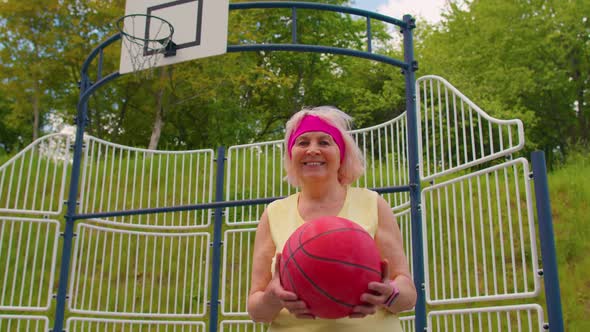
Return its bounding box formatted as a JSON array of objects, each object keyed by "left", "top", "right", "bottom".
[{"left": 352, "top": 0, "right": 447, "bottom": 24}]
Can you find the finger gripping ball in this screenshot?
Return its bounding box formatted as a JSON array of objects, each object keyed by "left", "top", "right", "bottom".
[{"left": 279, "top": 216, "right": 382, "bottom": 319}]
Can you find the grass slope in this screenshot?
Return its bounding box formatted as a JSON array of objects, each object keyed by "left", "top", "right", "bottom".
[{"left": 548, "top": 151, "right": 590, "bottom": 330}]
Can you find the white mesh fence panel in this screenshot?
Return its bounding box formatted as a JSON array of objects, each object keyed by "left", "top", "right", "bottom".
[
  {"left": 222, "top": 229, "right": 256, "bottom": 315},
  {"left": 221, "top": 317, "right": 413, "bottom": 331},
  {"left": 225, "top": 113, "right": 410, "bottom": 226},
  {"left": 67, "top": 317, "right": 206, "bottom": 331},
  {"left": 0, "top": 133, "right": 69, "bottom": 215},
  {"left": 225, "top": 141, "right": 290, "bottom": 225},
  {"left": 417, "top": 75, "right": 524, "bottom": 181},
  {"left": 395, "top": 208, "right": 413, "bottom": 278},
  {"left": 68, "top": 223, "right": 210, "bottom": 317},
  {"left": 0, "top": 76, "right": 552, "bottom": 331},
  {"left": 79, "top": 136, "right": 214, "bottom": 228},
  {"left": 220, "top": 320, "right": 267, "bottom": 332},
  {"left": 400, "top": 315, "right": 415, "bottom": 332},
  {"left": 220, "top": 217, "right": 412, "bottom": 317},
  {"left": 428, "top": 304, "right": 545, "bottom": 331},
  {"left": 221, "top": 219, "right": 410, "bottom": 316},
  {"left": 352, "top": 114, "right": 410, "bottom": 211},
  {"left": 0, "top": 314, "right": 49, "bottom": 332},
  {"left": 422, "top": 158, "right": 540, "bottom": 304},
  {"left": 0, "top": 217, "right": 59, "bottom": 311}
]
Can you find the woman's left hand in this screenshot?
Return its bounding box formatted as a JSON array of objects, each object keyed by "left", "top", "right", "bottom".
[{"left": 349, "top": 260, "right": 396, "bottom": 318}]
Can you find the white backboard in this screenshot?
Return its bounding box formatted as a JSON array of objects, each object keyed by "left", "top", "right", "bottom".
[{"left": 119, "top": 0, "right": 229, "bottom": 74}]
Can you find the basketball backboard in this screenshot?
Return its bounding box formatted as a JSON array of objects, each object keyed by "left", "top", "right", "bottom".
[{"left": 119, "top": 0, "right": 229, "bottom": 74}]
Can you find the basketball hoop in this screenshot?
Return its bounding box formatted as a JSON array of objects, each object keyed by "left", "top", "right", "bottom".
[{"left": 116, "top": 14, "right": 176, "bottom": 75}]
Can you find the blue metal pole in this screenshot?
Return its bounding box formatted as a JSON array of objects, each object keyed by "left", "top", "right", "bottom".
[
  {"left": 227, "top": 44, "right": 407, "bottom": 68},
  {"left": 51, "top": 33, "right": 122, "bottom": 332},
  {"left": 229, "top": 2, "right": 406, "bottom": 27},
  {"left": 366, "top": 16, "right": 372, "bottom": 53},
  {"left": 291, "top": 7, "right": 297, "bottom": 44},
  {"left": 52, "top": 73, "right": 90, "bottom": 332},
  {"left": 531, "top": 151, "right": 564, "bottom": 332},
  {"left": 209, "top": 147, "right": 226, "bottom": 332},
  {"left": 401, "top": 14, "right": 426, "bottom": 332}
]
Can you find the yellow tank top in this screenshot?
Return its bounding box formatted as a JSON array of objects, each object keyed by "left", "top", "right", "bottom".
[{"left": 266, "top": 186, "right": 403, "bottom": 332}]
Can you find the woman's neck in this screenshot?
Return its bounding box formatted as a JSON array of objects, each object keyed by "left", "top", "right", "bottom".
[
  {"left": 297, "top": 181, "right": 347, "bottom": 221},
  {"left": 298, "top": 179, "right": 346, "bottom": 202}
]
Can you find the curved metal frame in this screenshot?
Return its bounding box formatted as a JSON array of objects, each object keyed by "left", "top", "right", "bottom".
[{"left": 54, "top": 3, "right": 423, "bottom": 332}]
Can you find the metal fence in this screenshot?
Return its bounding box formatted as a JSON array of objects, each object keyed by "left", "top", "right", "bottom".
[{"left": 0, "top": 75, "right": 559, "bottom": 331}]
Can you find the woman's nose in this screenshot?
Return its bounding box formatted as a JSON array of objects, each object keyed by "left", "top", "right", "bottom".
[{"left": 306, "top": 144, "right": 320, "bottom": 155}]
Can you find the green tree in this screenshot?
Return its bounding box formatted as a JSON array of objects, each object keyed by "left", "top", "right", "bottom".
[
  {"left": 0, "top": 0, "right": 124, "bottom": 149},
  {"left": 552, "top": 0, "right": 590, "bottom": 144},
  {"left": 416, "top": 0, "right": 589, "bottom": 164},
  {"left": 54, "top": 0, "right": 125, "bottom": 138},
  {"left": 101, "top": 0, "right": 401, "bottom": 149},
  {"left": 0, "top": 1, "right": 62, "bottom": 142},
  {"left": 0, "top": 92, "right": 19, "bottom": 154},
  {"left": 0, "top": 0, "right": 407, "bottom": 151}
]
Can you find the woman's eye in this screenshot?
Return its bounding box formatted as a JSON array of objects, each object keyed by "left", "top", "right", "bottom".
[
  {"left": 297, "top": 141, "right": 309, "bottom": 146},
  {"left": 320, "top": 140, "right": 330, "bottom": 145}
]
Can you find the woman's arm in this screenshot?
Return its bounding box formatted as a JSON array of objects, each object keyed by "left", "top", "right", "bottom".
[
  {"left": 247, "top": 210, "right": 313, "bottom": 322},
  {"left": 374, "top": 195, "right": 417, "bottom": 313},
  {"left": 353, "top": 195, "right": 417, "bottom": 316}
]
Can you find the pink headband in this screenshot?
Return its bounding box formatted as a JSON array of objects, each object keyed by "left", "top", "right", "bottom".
[{"left": 287, "top": 115, "right": 345, "bottom": 162}]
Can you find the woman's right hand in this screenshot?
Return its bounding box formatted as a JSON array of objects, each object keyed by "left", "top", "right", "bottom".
[{"left": 267, "top": 253, "right": 315, "bottom": 319}]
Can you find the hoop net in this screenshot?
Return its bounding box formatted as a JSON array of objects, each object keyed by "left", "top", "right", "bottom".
[{"left": 116, "top": 14, "right": 174, "bottom": 75}]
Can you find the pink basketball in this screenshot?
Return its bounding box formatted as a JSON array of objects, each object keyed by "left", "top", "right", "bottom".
[{"left": 279, "top": 216, "right": 382, "bottom": 318}]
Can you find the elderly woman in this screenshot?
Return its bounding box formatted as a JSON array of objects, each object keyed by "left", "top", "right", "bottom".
[{"left": 247, "top": 106, "right": 416, "bottom": 332}]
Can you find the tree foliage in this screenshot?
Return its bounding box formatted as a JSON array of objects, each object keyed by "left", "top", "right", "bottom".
[
  {"left": 0, "top": 0, "right": 124, "bottom": 152},
  {"left": 0, "top": 0, "right": 587, "bottom": 165},
  {"left": 79, "top": 0, "right": 402, "bottom": 150},
  {"left": 416, "top": 0, "right": 589, "bottom": 163}
]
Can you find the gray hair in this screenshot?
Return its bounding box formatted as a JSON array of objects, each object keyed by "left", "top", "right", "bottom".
[{"left": 283, "top": 106, "right": 365, "bottom": 186}]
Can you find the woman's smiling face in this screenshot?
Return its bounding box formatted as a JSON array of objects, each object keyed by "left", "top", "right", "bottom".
[{"left": 290, "top": 131, "right": 341, "bottom": 183}]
